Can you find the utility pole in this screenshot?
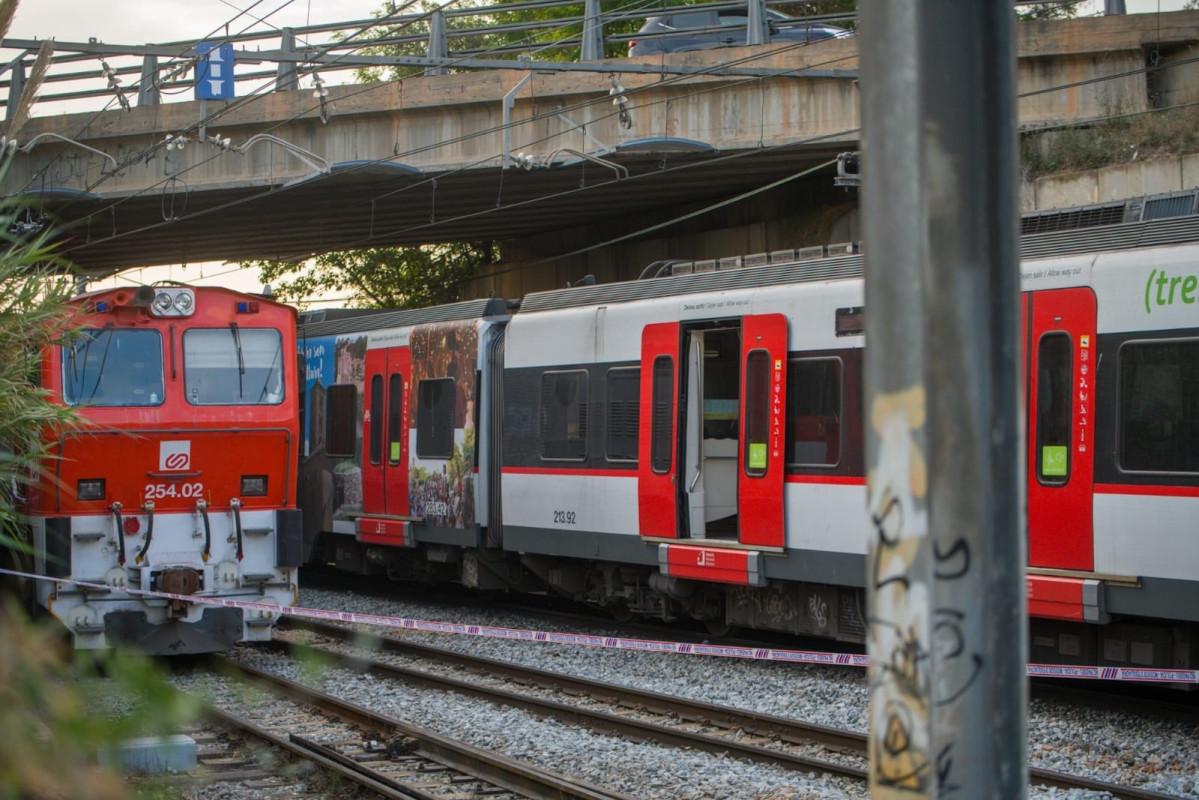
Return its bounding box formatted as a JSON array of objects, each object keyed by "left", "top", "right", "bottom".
[{"left": 860, "top": 1, "right": 1027, "bottom": 797}]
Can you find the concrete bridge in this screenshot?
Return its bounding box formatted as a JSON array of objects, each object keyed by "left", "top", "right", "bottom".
[{"left": 4, "top": 10, "right": 1198, "bottom": 292}]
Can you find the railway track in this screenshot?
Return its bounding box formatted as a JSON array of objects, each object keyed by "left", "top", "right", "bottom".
[
  {"left": 271, "top": 618, "right": 1183, "bottom": 799},
  {"left": 185, "top": 654, "right": 634, "bottom": 800}
]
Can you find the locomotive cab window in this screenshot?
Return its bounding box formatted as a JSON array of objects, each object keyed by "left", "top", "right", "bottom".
[
  {"left": 540, "top": 370, "right": 588, "bottom": 461},
  {"left": 63, "top": 328, "right": 164, "bottom": 407},
  {"left": 1035, "top": 332, "right": 1073, "bottom": 484},
  {"left": 786, "top": 357, "right": 842, "bottom": 467},
  {"left": 1119, "top": 338, "right": 1199, "bottom": 474},
  {"left": 183, "top": 327, "right": 285, "bottom": 406},
  {"left": 417, "top": 378, "right": 455, "bottom": 458}
]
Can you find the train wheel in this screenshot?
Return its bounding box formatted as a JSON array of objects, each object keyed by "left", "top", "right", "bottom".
[
  {"left": 609, "top": 599, "right": 635, "bottom": 623},
  {"left": 703, "top": 616, "right": 736, "bottom": 638}
]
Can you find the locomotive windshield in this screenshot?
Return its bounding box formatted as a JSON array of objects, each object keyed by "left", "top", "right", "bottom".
[
  {"left": 62, "top": 328, "right": 164, "bottom": 407},
  {"left": 183, "top": 327, "right": 285, "bottom": 405}
]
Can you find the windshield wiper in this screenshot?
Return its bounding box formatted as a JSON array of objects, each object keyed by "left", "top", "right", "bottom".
[
  {"left": 82, "top": 323, "right": 115, "bottom": 404},
  {"left": 230, "top": 322, "right": 245, "bottom": 400}
]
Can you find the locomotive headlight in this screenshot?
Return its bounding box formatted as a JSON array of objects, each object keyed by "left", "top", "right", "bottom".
[
  {"left": 240, "top": 475, "right": 267, "bottom": 496},
  {"left": 153, "top": 292, "right": 174, "bottom": 312},
  {"left": 76, "top": 478, "right": 105, "bottom": 501},
  {"left": 174, "top": 291, "right": 194, "bottom": 312}
]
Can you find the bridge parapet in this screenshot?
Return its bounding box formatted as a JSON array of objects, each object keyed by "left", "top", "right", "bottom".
[{"left": 2, "top": 11, "right": 1196, "bottom": 273}]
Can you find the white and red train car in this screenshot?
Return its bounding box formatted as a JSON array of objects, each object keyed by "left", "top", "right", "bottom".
[
  {"left": 24, "top": 285, "right": 302, "bottom": 654},
  {"left": 299, "top": 191, "right": 1199, "bottom": 671}
]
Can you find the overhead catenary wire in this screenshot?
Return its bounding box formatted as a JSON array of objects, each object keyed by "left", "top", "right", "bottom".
[
  {"left": 23, "top": 0, "right": 847, "bottom": 249},
  {"left": 11, "top": 2, "right": 1188, "bottom": 292}
]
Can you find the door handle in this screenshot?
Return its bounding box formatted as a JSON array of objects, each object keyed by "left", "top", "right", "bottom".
[{"left": 689, "top": 468, "right": 702, "bottom": 492}]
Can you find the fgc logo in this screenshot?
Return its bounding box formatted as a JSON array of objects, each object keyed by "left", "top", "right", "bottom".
[{"left": 159, "top": 441, "right": 191, "bottom": 472}]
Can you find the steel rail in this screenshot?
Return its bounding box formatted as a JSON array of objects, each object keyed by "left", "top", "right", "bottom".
[
  {"left": 278, "top": 617, "right": 1188, "bottom": 799},
  {"left": 212, "top": 653, "right": 633, "bottom": 800}
]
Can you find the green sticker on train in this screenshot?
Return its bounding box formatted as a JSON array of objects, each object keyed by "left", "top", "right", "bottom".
[
  {"left": 391, "top": 442, "right": 401, "bottom": 462},
  {"left": 748, "top": 443, "right": 767, "bottom": 470},
  {"left": 1042, "top": 445, "right": 1067, "bottom": 476}
]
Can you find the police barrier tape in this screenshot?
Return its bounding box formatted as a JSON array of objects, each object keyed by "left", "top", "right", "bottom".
[{"left": 7, "top": 569, "right": 1198, "bottom": 684}]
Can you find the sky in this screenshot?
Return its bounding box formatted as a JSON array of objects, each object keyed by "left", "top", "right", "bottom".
[{"left": 7, "top": 0, "right": 1192, "bottom": 302}]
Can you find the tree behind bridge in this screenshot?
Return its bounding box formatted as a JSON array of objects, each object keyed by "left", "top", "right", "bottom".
[{"left": 246, "top": 241, "right": 498, "bottom": 309}]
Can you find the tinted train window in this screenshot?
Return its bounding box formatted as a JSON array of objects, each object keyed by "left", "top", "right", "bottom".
[
  {"left": 63, "top": 328, "right": 163, "bottom": 407},
  {"left": 183, "top": 328, "right": 285, "bottom": 406},
  {"left": 786, "top": 358, "right": 842, "bottom": 467},
  {"left": 1035, "top": 333, "right": 1073, "bottom": 484},
  {"left": 325, "top": 384, "right": 357, "bottom": 457},
  {"left": 388, "top": 373, "right": 404, "bottom": 465},
  {"left": 606, "top": 367, "right": 640, "bottom": 463},
  {"left": 540, "top": 370, "right": 588, "bottom": 461},
  {"left": 417, "top": 378, "right": 455, "bottom": 458},
  {"left": 744, "top": 350, "right": 771, "bottom": 477},
  {"left": 650, "top": 356, "right": 674, "bottom": 473},
  {"left": 1119, "top": 339, "right": 1199, "bottom": 474},
  {"left": 368, "top": 375, "right": 384, "bottom": 465}
]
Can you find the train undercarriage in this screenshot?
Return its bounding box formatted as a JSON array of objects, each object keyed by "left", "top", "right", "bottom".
[{"left": 316, "top": 534, "right": 1196, "bottom": 674}]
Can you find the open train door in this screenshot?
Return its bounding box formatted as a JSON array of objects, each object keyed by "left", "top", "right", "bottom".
[
  {"left": 738, "top": 314, "right": 787, "bottom": 548},
  {"left": 1027, "top": 288, "right": 1096, "bottom": 571},
  {"left": 639, "top": 322, "right": 680, "bottom": 539},
  {"left": 360, "top": 346, "right": 412, "bottom": 543}
]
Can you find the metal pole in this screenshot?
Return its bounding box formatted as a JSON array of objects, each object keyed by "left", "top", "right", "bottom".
[
  {"left": 860, "top": 0, "right": 1026, "bottom": 796},
  {"left": 276, "top": 28, "right": 298, "bottom": 91},
  {"left": 581, "top": 0, "right": 604, "bottom": 61},
  {"left": 746, "top": 0, "right": 769, "bottom": 46},
  {"left": 7, "top": 59, "right": 25, "bottom": 122},
  {"left": 426, "top": 11, "right": 448, "bottom": 76},
  {"left": 1105, "top": 0, "right": 1126, "bottom": 14},
  {"left": 138, "top": 55, "right": 160, "bottom": 107}
]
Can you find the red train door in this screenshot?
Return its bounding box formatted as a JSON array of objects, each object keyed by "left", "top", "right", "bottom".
[
  {"left": 1026, "top": 288, "right": 1096, "bottom": 570},
  {"left": 638, "top": 322, "right": 680, "bottom": 539},
  {"left": 738, "top": 314, "right": 787, "bottom": 548},
  {"left": 638, "top": 314, "right": 786, "bottom": 549},
  {"left": 362, "top": 346, "right": 411, "bottom": 518}
]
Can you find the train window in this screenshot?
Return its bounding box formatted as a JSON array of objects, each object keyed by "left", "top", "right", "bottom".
[
  {"left": 1118, "top": 339, "right": 1199, "bottom": 474},
  {"left": 540, "top": 370, "right": 588, "bottom": 461},
  {"left": 744, "top": 350, "right": 771, "bottom": 477},
  {"left": 650, "top": 356, "right": 673, "bottom": 473},
  {"left": 62, "top": 329, "right": 164, "bottom": 407},
  {"left": 325, "top": 384, "right": 357, "bottom": 458},
  {"left": 786, "top": 357, "right": 842, "bottom": 467},
  {"left": 417, "top": 378, "right": 455, "bottom": 458},
  {"left": 606, "top": 367, "right": 640, "bottom": 463},
  {"left": 368, "top": 375, "right": 384, "bottom": 466},
  {"left": 1035, "top": 332, "right": 1073, "bottom": 485},
  {"left": 183, "top": 328, "right": 285, "bottom": 405},
  {"left": 388, "top": 373, "right": 404, "bottom": 465}
]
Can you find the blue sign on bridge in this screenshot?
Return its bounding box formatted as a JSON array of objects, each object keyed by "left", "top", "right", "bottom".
[{"left": 195, "top": 42, "right": 236, "bottom": 100}]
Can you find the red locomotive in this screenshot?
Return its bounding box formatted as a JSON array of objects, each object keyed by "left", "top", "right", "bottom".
[{"left": 23, "top": 284, "right": 302, "bottom": 654}]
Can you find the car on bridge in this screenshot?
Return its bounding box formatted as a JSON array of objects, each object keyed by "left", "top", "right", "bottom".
[{"left": 627, "top": 9, "right": 853, "bottom": 57}]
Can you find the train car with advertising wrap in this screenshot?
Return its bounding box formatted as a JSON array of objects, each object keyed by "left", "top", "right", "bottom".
[
  {"left": 298, "top": 190, "right": 1199, "bottom": 672},
  {"left": 24, "top": 284, "right": 302, "bottom": 654}
]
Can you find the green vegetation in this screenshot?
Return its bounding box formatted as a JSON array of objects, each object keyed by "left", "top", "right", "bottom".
[
  {"left": 0, "top": 172, "right": 208, "bottom": 799},
  {"left": 1021, "top": 105, "right": 1199, "bottom": 178},
  {"left": 246, "top": 242, "right": 497, "bottom": 309}
]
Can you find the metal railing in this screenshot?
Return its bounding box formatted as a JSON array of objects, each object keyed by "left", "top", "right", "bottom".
[
  {"left": 0, "top": 0, "right": 1112, "bottom": 118},
  {"left": 0, "top": 0, "right": 859, "bottom": 117}
]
